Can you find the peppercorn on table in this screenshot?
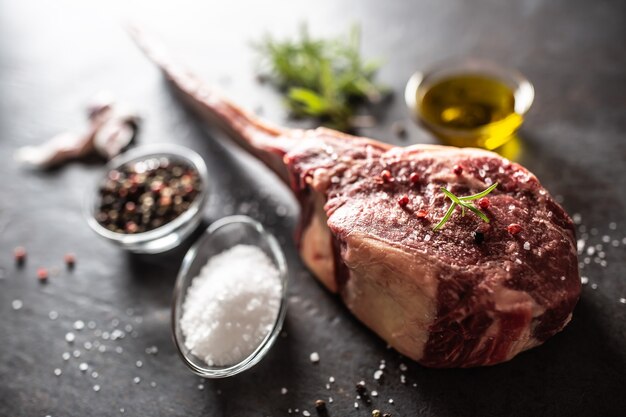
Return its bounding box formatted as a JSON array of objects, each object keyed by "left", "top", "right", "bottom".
[{"left": 1, "top": 0, "right": 625, "bottom": 416}]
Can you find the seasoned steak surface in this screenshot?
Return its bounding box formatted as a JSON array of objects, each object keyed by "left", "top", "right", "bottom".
[{"left": 286, "top": 131, "right": 579, "bottom": 367}]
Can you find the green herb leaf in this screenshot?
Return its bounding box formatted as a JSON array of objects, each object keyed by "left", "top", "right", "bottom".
[
  {"left": 288, "top": 88, "right": 329, "bottom": 114},
  {"left": 433, "top": 202, "right": 458, "bottom": 232},
  {"left": 253, "top": 24, "right": 386, "bottom": 131},
  {"left": 458, "top": 182, "right": 499, "bottom": 201},
  {"left": 433, "top": 183, "right": 499, "bottom": 231}
]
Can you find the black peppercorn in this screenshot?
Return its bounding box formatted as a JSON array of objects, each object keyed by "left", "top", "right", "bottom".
[
  {"left": 315, "top": 399, "right": 326, "bottom": 412},
  {"left": 95, "top": 157, "right": 202, "bottom": 234},
  {"left": 355, "top": 381, "right": 371, "bottom": 404},
  {"left": 473, "top": 230, "right": 485, "bottom": 244},
  {"left": 355, "top": 381, "right": 367, "bottom": 395}
]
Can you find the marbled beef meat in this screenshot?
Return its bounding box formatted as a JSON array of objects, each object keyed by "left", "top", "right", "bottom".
[{"left": 132, "top": 28, "right": 581, "bottom": 367}]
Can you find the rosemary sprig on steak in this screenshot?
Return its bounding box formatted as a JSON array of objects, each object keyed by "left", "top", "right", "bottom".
[{"left": 433, "top": 182, "right": 499, "bottom": 231}]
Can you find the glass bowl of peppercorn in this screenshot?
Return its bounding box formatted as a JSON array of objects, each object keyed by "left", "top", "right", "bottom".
[{"left": 87, "top": 144, "right": 209, "bottom": 253}]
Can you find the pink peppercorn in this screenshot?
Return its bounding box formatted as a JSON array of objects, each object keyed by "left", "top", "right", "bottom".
[
  {"left": 478, "top": 198, "right": 491, "bottom": 209},
  {"left": 453, "top": 165, "right": 463, "bottom": 175},
  {"left": 126, "top": 222, "right": 138, "bottom": 233},
  {"left": 398, "top": 195, "right": 409, "bottom": 207},
  {"left": 37, "top": 267, "right": 48, "bottom": 281},
  {"left": 409, "top": 172, "right": 420, "bottom": 184},
  {"left": 64, "top": 253, "right": 76, "bottom": 268},
  {"left": 14, "top": 246, "right": 26, "bottom": 264},
  {"left": 507, "top": 223, "right": 522, "bottom": 235},
  {"left": 416, "top": 210, "right": 428, "bottom": 218}
]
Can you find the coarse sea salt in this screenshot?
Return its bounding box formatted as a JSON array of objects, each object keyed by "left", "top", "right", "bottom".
[{"left": 180, "top": 245, "right": 282, "bottom": 367}]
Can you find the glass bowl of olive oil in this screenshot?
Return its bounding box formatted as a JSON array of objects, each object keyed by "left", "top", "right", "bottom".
[{"left": 405, "top": 59, "right": 534, "bottom": 150}]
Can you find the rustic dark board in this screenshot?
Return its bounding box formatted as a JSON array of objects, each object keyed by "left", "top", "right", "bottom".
[{"left": 1, "top": 1, "right": 625, "bottom": 416}]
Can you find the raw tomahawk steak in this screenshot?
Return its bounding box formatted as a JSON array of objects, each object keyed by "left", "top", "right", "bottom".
[{"left": 132, "top": 29, "right": 581, "bottom": 367}]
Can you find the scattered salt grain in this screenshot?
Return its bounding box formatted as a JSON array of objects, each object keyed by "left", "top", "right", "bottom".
[
  {"left": 399, "top": 363, "right": 408, "bottom": 371},
  {"left": 91, "top": 371, "right": 99, "bottom": 379},
  {"left": 65, "top": 333, "right": 75, "bottom": 343},
  {"left": 400, "top": 374, "right": 406, "bottom": 384},
  {"left": 11, "top": 300, "right": 23, "bottom": 310},
  {"left": 354, "top": 402, "right": 359, "bottom": 409},
  {"left": 73, "top": 320, "right": 85, "bottom": 331},
  {"left": 281, "top": 387, "right": 288, "bottom": 395},
  {"left": 111, "top": 329, "right": 125, "bottom": 340},
  {"left": 374, "top": 370, "right": 383, "bottom": 380},
  {"left": 371, "top": 390, "right": 378, "bottom": 397},
  {"left": 62, "top": 352, "right": 70, "bottom": 361},
  {"left": 145, "top": 346, "right": 159, "bottom": 355},
  {"left": 98, "top": 345, "right": 106, "bottom": 353},
  {"left": 329, "top": 376, "right": 335, "bottom": 383},
  {"left": 54, "top": 368, "right": 62, "bottom": 376},
  {"left": 276, "top": 205, "right": 288, "bottom": 217},
  {"left": 609, "top": 222, "right": 617, "bottom": 230},
  {"left": 328, "top": 397, "right": 333, "bottom": 403},
  {"left": 84, "top": 341, "right": 92, "bottom": 350},
  {"left": 523, "top": 242, "right": 531, "bottom": 251},
  {"left": 150, "top": 381, "right": 157, "bottom": 387},
  {"left": 93, "top": 385, "right": 100, "bottom": 392},
  {"left": 388, "top": 398, "right": 394, "bottom": 404},
  {"left": 87, "top": 321, "right": 96, "bottom": 329},
  {"left": 49, "top": 311, "right": 58, "bottom": 320},
  {"left": 73, "top": 350, "right": 81, "bottom": 358},
  {"left": 591, "top": 283, "right": 598, "bottom": 290},
  {"left": 180, "top": 245, "right": 282, "bottom": 367},
  {"left": 325, "top": 383, "right": 331, "bottom": 390},
  {"left": 310, "top": 352, "right": 320, "bottom": 363},
  {"left": 619, "top": 298, "right": 626, "bottom": 304},
  {"left": 581, "top": 277, "right": 589, "bottom": 285},
  {"left": 133, "top": 377, "right": 141, "bottom": 384},
  {"left": 79, "top": 362, "right": 88, "bottom": 372},
  {"left": 302, "top": 411, "right": 310, "bottom": 417},
  {"left": 136, "top": 360, "right": 143, "bottom": 368}
]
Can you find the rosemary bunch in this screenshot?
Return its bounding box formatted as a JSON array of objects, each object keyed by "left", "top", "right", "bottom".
[{"left": 254, "top": 25, "right": 386, "bottom": 131}]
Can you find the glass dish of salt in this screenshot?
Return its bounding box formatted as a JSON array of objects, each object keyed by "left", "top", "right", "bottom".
[{"left": 172, "top": 215, "right": 288, "bottom": 378}]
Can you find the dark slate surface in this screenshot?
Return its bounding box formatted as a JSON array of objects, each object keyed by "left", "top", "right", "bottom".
[{"left": 1, "top": 1, "right": 625, "bottom": 416}]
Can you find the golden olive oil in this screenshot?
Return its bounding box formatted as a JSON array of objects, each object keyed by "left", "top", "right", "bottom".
[{"left": 418, "top": 75, "right": 522, "bottom": 149}]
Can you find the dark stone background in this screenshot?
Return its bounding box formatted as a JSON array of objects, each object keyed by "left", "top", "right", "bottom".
[{"left": 1, "top": 0, "right": 624, "bottom": 416}]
